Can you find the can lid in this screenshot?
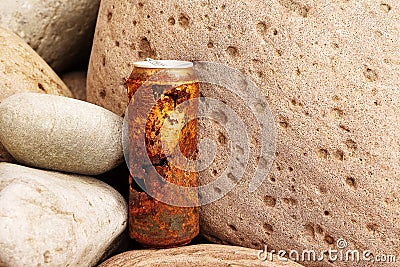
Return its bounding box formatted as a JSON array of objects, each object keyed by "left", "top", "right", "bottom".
[{"left": 133, "top": 59, "right": 193, "bottom": 69}]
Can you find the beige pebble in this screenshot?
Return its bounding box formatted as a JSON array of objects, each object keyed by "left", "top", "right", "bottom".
[
  {"left": 0, "top": 162, "right": 127, "bottom": 267},
  {"left": 0, "top": 0, "right": 101, "bottom": 72},
  {"left": 0, "top": 93, "right": 123, "bottom": 175}
]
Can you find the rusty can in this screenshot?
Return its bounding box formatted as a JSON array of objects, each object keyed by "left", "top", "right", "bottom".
[{"left": 126, "top": 59, "right": 199, "bottom": 248}]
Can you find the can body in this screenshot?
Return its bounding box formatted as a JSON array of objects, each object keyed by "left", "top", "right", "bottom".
[{"left": 126, "top": 60, "right": 199, "bottom": 247}]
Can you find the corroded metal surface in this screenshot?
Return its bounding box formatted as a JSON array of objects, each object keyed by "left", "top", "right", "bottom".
[{"left": 126, "top": 65, "right": 199, "bottom": 248}]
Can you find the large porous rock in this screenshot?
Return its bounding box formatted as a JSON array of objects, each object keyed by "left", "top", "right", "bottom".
[
  {"left": 0, "top": 26, "right": 72, "bottom": 164},
  {"left": 61, "top": 71, "right": 87, "bottom": 100},
  {"left": 0, "top": 163, "right": 127, "bottom": 267},
  {"left": 87, "top": 0, "right": 400, "bottom": 266},
  {"left": 0, "top": 93, "right": 123, "bottom": 175},
  {"left": 0, "top": 0, "right": 101, "bottom": 72},
  {"left": 99, "top": 244, "right": 304, "bottom": 267}
]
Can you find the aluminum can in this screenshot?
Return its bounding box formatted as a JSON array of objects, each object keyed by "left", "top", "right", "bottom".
[{"left": 126, "top": 59, "right": 199, "bottom": 247}]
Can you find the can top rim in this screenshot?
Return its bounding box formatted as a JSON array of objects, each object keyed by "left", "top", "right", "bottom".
[{"left": 133, "top": 60, "right": 193, "bottom": 69}]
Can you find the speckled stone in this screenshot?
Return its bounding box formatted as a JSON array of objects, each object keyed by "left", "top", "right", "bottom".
[
  {"left": 0, "top": 162, "right": 127, "bottom": 267},
  {"left": 0, "top": 93, "right": 123, "bottom": 175},
  {"left": 98, "top": 244, "right": 304, "bottom": 267},
  {"left": 87, "top": 1, "right": 400, "bottom": 266},
  {"left": 0, "top": 26, "right": 71, "bottom": 101},
  {"left": 0, "top": 0, "right": 100, "bottom": 72},
  {"left": 0, "top": 26, "right": 72, "bottom": 164},
  {"left": 62, "top": 71, "right": 87, "bottom": 100}
]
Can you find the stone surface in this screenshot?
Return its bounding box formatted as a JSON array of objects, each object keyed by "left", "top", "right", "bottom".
[
  {"left": 0, "top": 26, "right": 72, "bottom": 164},
  {"left": 0, "top": 162, "right": 127, "bottom": 267},
  {"left": 0, "top": 93, "right": 123, "bottom": 175},
  {"left": 98, "top": 244, "right": 303, "bottom": 267},
  {"left": 0, "top": 0, "right": 101, "bottom": 72},
  {"left": 88, "top": 1, "right": 400, "bottom": 266},
  {"left": 0, "top": 146, "right": 15, "bottom": 163},
  {"left": 62, "top": 71, "right": 87, "bottom": 100}
]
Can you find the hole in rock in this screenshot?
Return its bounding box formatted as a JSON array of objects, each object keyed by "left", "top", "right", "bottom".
[
  {"left": 363, "top": 66, "right": 378, "bottom": 82},
  {"left": 37, "top": 83, "right": 46, "bottom": 92},
  {"left": 217, "top": 132, "right": 227, "bottom": 145},
  {"left": 304, "top": 223, "right": 315, "bottom": 238},
  {"left": 283, "top": 198, "right": 298, "bottom": 206},
  {"left": 345, "top": 177, "right": 356, "bottom": 188},
  {"left": 275, "top": 163, "right": 282, "bottom": 171},
  {"left": 317, "top": 148, "right": 329, "bottom": 159},
  {"left": 380, "top": 3, "right": 391, "bottom": 12},
  {"left": 332, "top": 107, "right": 344, "bottom": 118},
  {"left": 324, "top": 235, "right": 334, "bottom": 245},
  {"left": 315, "top": 225, "right": 323, "bottom": 234},
  {"left": 227, "top": 173, "right": 238, "bottom": 182},
  {"left": 332, "top": 149, "right": 344, "bottom": 161},
  {"left": 345, "top": 139, "right": 357, "bottom": 152},
  {"left": 366, "top": 223, "right": 379, "bottom": 233},
  {"left": 318, "top": 185, "right": 327, "bottom": 194},
  {"left": 178, "top": 14, "right": 190, "bottom": 29},
  {"left": 339, "top": 124, "right": 350, "bottom": 132},
  {"left": 279, "top": 121, "right": 289, "bottom": 128},
  {"left": 99, "top": 90, "right": 107, "bottom": 99},
  {"left": 264, "top": 196, "right": 277, "bottom": 207},
  {"left": 256, "top": 21, "right": 268, "bottom": 35},
  {"left": 263, "top": 223, "right": 274, "bottom": 234},
  {"left": 138, "top": 37, "right": 157, "bottom": 58},
  {"left": 228, "top": 224, "right": 238, "bottom": 231},
  {"left": 227, "top": 46, "right": 239, "bottom": 57}
]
